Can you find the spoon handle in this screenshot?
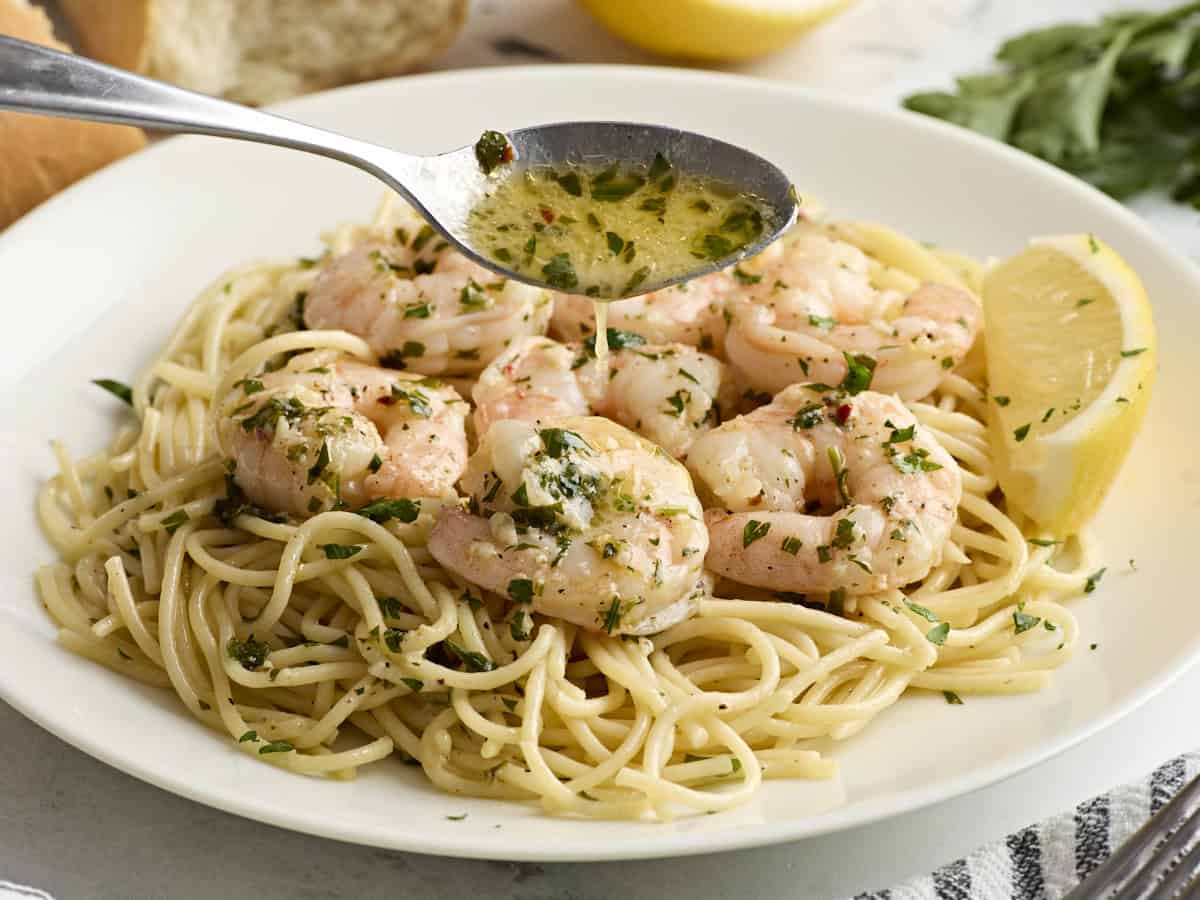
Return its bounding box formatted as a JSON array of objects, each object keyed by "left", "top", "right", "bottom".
[{"left": 0, "top": 35, "right": 410, "bottom": 184}]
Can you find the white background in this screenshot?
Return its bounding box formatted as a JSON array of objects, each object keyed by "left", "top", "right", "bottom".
[{"left": 3, "top": 1, "right": 1198, "bottom": 897}]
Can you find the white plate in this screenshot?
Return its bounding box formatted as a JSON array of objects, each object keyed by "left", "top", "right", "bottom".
[{"left": 1, "top": 66, "right": 1198, "bottom": 862}]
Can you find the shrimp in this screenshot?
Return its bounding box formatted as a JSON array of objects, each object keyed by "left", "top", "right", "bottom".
[
  {"left": 550, "top": 269, "right": 738, "bottom": 356},
  {"left": 724, "top": 222, "right": 982, "bottom": 400},
  {"left": 215, "top": 349, "right": 468, "bottom": 517},
  {"left": 303, "top": 203, "right": 553, "bottom": 376},
  {"left": 687, "top": 383, "right": 962, "bottom": 594},
  {"left": 471, "top": 335, "right": 735, "bottom": 459},
  {"left": 428, "top": 416, "right": 709, "bottom": 634}
]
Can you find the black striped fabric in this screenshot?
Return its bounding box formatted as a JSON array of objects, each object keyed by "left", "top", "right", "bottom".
[{"left": 850, "top": 752, "right": 1199, "bottom": 900}]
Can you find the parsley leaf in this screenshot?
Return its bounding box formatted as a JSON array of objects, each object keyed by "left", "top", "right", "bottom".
[
  {"left": 356, "top": 497, "right": 420, "bottom": 524},
  {"left": 93, "top": 378, "right": 134, "bottom": 405},
  {"left": 742, "top": 520, "right": 771, "bottom": 547},
  {"left": 902, "top": 598, "right": 940, "bottom": 623},
  {"left": 507, "top": 578, "right": 534, "bottom": 604},
  {"left": 903, "top": 7, "right": 1200, "bottom": 212},
  {"left": 1013, "top": 604, "right": 1042, "bottom": 634},
  {"left": 442, "top": 640, "right": 495, "bottom": 672},
  {"left": 321, "top": 543, "right": 362, "bottom": 560}
]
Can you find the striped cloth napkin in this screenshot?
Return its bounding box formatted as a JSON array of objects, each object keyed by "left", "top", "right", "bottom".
[{"left": 854, "top": 753, "right": 1200, "bottom": 900}]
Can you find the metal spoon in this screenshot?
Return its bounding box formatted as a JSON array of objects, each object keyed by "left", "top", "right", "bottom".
[{"left": 0, "top": 35, "right": 796, "bottom": 295}]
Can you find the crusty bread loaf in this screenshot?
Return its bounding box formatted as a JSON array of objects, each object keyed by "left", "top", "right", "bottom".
[
  {"left": 59, "top": 0, "right": 468, "bottom": 106},
  {"left": 0, "top": 0, "right": 145, "bottom": 230}
]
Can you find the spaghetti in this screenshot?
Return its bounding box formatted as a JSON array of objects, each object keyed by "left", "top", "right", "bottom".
[{"left": 35, "top": 197, "right": 1101, "bottom": 820}]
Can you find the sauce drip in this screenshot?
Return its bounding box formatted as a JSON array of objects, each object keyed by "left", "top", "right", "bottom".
[{"left": 594, "top": 302, "right": 609, "bottom": 368}]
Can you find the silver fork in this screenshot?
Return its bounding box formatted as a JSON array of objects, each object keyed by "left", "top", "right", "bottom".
[{"left": 1065, "top": 771, "right": 1200, "bottom": 899}]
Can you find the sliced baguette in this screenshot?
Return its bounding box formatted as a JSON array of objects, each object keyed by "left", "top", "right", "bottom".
[
  {"left": 0, "top": 0, "right": 145, "bottom": 229},
  {"left": 60, "top": 0, "right": 468, "bottom": 106}
]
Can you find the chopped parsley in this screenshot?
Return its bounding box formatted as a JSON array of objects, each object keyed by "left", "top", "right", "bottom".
[
  {"left": 356, "top": 497, "right": 420, "bottom": 524},
  {"left": 306, "top": 440, "right": 331, "bottom": 484},
  {"left": 831, "top": 516, "right": 856, "bottom": 550},
  {"left": 379, "top": 341, "right": 426, "bottom": 369},
  {"left": 781, "top": 536, "right": 803, "bottom": 555},
  {"left": 884, "top": 422, "right": 917, "bottom": 445},
  {"left": 460, "top": 280, "right": 491, "bottom": 311},
  {"left": 557, "top": 171, "right": 583, "bottom": 196},
  {"left": 584, "top": 328, "right": 646, "bottom": 355},
  {"left": 1084, "top": 568, "right": 1107, "bottom": 593},
  {"left": 507, "top": 578, "right": 534, "bottom": 604},
  {"left": 510, "top": 611, "right": 532, "bottom": 642},
  {"left": 227, "top": 634, "right": 269, "bottom": 669},
  {"left": 1013, "top": 423, "right": 1032, "bottom": 442},
  {"left": 258, "top": 741, "right": 294, "bottom": 755},
  {"left": 602, "top": 597, "right": 623, "bottom": 633},
  {"left": 891, "top": 447, "right": 943, "bottom": 475},
  {"left": 828, "top": 447, "right": 851, "bottom": 507},
  {"left": 542, "top": 253, "right": 578, "bottom": 290},
  {"left": 591, "top": 167, "right": 646, "bottom": 201},
  {"left": 664, "top": 389, "right": 688, "bottom": 418},
  {"left": 788, "top": 403, "right": 824, "bottom": 430},
  {"left": 540, "top": 427, "right": 591, "bottom": 459},
  {"left": 474, "top": 130, "right": 512, "bottom": 174},
  {"left": 623, "top": 266, "right": 651, "bottom": 295},
  {"left": 392, "top": 386, "right": 435, "bottom": 420},
  {"left": 1012, "top": 604, "right": 1041, "bottom": 634},
  {"left": 943, "top": 690, "right": 964, "bottom": 705},
  {"left": 925, "top": 622, "right": 950, "bottom": 645},
  {"left": 161, "top": 509, "right": 189, "bottom": 535},
  {"left": 321, "top": 543, "right": 362, "bottom": 560},
  {"left": 742, "top": 520, "right": 771, "bottom": 547},
  {"left": 93, "top": 378, "right": 134, "bottom": 405},
  {"left": 442, "top": 640, "right": 496, "bottom": 672},
  {"left": 902, "top": 598, "right": 939, "bottom": 623},
  {"left": 840, "top": 352, "right": 876, "bottom": 395}
]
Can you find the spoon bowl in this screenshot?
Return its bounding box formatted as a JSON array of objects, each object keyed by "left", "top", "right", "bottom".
[
  {"left": 0, "top": 36, "right": 796, "bottom": 295},
  {"left": 403, "top": 121, "right": 798, "bottom": 295}
]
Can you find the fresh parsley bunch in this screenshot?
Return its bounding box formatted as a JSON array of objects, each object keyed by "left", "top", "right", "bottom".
[{"left": 903, "top": 2, "right": 1200, "bottom": 207}]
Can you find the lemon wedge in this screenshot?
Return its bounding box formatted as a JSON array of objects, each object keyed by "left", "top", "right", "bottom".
[
  {"left": 576, "top": 0, "right": 856, "bottom": 62},
  {"left": 982, "top": 235, "right": 1156, "bottom": 536}
]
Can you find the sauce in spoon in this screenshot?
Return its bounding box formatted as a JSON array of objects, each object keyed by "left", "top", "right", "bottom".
[{"left": 467, "top": 131, "right": 779, "bottom": 364}]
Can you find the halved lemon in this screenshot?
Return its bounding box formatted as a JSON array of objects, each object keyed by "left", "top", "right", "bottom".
[
  {"left": 576, "top": 0, "right": 857, "bottom": 62},
  {"left": 982, "top": 234, "right": 1156, "bottom": 536}
]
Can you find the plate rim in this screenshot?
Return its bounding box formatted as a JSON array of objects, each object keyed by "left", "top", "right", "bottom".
[{"left": 3, "top": 63, "right": 1199, "bottom": 862}]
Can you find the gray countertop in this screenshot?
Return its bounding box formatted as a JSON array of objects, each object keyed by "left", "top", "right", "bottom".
[{"left": 6, "top": 1, "right": 1199, "bottom": 898}]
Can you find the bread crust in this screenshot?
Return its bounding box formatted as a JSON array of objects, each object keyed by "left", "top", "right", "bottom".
[
  {"left": 0, "top": 0, "right": 145, "bottom": 229},
  {"left": 59, "top": 0, "right": 469, "bottom": 106}
]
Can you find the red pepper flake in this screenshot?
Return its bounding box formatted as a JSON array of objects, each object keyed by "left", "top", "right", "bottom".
[
  {"left": 501, "top": 145, "right": 514, "bottom": 164},
  {"left": 539, "top": 207, "right": 555, "bottom": 224},
  {"left": 377, "top": 395, "right": 397, "bottom": 406},
  {"left": 835, "top": 403, "right": 852, "bottom": 424}
]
